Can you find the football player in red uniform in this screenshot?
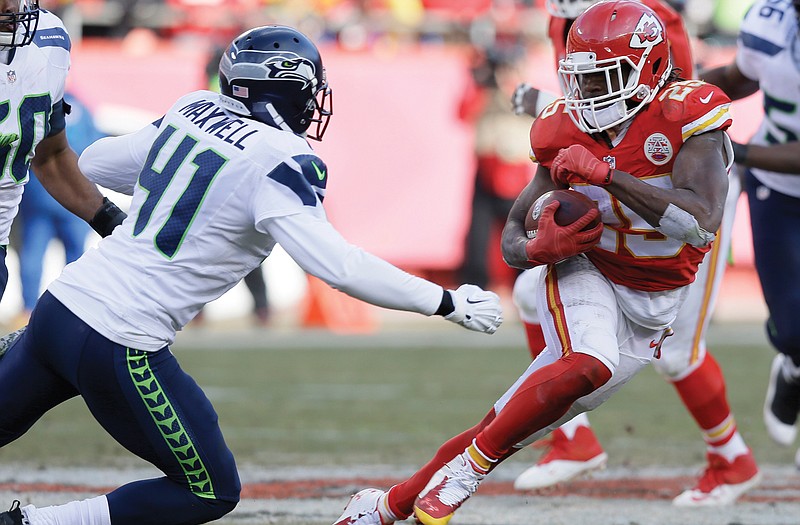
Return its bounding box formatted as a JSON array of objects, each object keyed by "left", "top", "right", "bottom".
[
  {"left": 333, "top": 3, "right": 742, "bottom": 524},
  {"left": 509, "top": 0, "right": 759, "bottom": 505}
]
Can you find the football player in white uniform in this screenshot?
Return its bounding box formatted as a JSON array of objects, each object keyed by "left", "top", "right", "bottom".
[
  {"left": 701, "top": 0, "right": 800, "bottom": 466},
  {"left": 0, "top": 25, "right": 503, "bottom": 525},
  {"left": 0, "top": 0, "right": 125, "bottom": 299}
]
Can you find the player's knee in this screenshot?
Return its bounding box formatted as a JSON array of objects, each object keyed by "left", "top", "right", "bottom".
[
  {"left": 197, "top": 496, "right": 238, "bottom": 522},
  {"left": 565, "top": 352, "right": 612, "bottom": 395}
]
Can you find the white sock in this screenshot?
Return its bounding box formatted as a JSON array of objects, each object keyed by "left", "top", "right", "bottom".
[
  {"left": 560, "top": 412, "right": 591, "bottom": 439},
  {"left": 377, "top": 491, "right": 398, "bottom": 522},
  {"left": 23, "top": 496, "right": 110, "bottom": 525},
  {"left": 708, "top": 433, "right": 748, "bottom": 463}
]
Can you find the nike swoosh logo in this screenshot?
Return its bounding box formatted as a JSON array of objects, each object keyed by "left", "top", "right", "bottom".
[
  {"left": 699, "top": 92, "right": 713, "bottom": 104},
  {"left": 466, "top": 298, "right": 486, "bottom": 304},
  {"left": 311, "top": 160, "right": 326, "bottom": 180}
]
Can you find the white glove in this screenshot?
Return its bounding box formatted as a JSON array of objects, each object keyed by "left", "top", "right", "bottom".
[
  {"left": 444, "top": 284, "right": 503, "bottom": 334},
  {"left": 511, "top": 82, "right": 533, "bottom": 115}
]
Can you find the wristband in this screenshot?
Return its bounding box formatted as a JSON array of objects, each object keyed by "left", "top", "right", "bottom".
[
  {"left": 434, "top": 289, "right": 455, "bottom": 316},
  {"left": 89, "top": 197, "right": 127, "bottom": 237}
]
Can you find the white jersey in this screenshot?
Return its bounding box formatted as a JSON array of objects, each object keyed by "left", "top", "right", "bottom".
[
  {"left": 0, "top": 10, "right": 70, "bottom": 244},
  {"left": 50, "top": 90, "right": 443, "bottom": 351},
  {"left": 736, "top": 0, "right": 800, "bottom": 197}
]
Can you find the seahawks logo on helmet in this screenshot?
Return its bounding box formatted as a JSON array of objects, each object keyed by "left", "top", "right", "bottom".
[{"left": 263, "top": 53, "right": 319, "bottom": 90}]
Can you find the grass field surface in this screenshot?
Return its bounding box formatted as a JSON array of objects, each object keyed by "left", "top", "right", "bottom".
[{"left": 2, "top": 320, "right": 798, "bottom": 524}]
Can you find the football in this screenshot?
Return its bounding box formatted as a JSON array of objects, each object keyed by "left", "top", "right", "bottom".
[{"left": 525, "top": 189, "right": 600, "bottom": 239}]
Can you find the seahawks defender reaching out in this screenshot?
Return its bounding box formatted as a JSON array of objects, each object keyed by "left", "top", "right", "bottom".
[{"left": 0, "top": 25, "right": 502, "bottom": 525}]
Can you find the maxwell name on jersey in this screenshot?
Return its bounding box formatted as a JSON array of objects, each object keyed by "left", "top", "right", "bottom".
[{"left": 177, "top": 96, "right": 260, "bottom": 150}]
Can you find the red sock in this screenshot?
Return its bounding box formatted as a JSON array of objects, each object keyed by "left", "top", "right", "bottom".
[
  {"left": 523, "top": 322, "right": 546, "bottom": 360},
  {"left": 476, "top": 352, "right": 611, "bottom": 459},
  {"left": 386, "top": 410, "right": 496, "bottom": 519},
  {"left": 672, "top": 352, "right": 736, "bottom": 446}
]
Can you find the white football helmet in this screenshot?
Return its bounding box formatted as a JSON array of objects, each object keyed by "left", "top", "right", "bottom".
[
  {"left": 557, "top": 0, "right": 672, "bottom": 133},
  {"left": 545, "top": 0, "right": 600, "bottom": 18}
]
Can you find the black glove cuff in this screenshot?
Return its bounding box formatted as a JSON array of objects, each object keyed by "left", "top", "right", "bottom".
[
  {"left": 90, "top": 197, "right": 127, "bottom": 237},
  {"left": 731, "top": 141, "right": 748, "bottom": 165},
  {"left": 435, "top": 289, "right": 455, "bottom": 316}
]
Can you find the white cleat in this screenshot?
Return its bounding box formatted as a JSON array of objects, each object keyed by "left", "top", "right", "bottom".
[
  {"left": 673, "top": 451, "right": 761, "bottom": 507},
  {"left": 333, "top": 489, "right": 392, "bottom": 525},
  {"left": 514, "top": 453, "right": 608, "bottom": 490},
  {"left": 514, "top": 426, "right": 608, "bottom": 491}
]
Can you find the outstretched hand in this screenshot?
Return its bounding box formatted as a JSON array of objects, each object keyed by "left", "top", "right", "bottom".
[
  {"left": 551, "top": 144, "right": 612, "bottom": 186},
  {"left": 525, "top": 201, "right": 603, "bottom": 265},
  {"left": 444, "top": 284, "right": 503, "bottom": 334}
]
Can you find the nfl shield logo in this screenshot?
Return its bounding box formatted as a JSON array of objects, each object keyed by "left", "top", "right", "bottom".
[{"left": 6, "top": 71, "right": 15, "bottom": 84}]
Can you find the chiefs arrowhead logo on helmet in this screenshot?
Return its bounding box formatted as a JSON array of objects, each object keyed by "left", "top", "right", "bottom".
[{"left": 630, "top": 13, "right": 665, "bottom": 49}]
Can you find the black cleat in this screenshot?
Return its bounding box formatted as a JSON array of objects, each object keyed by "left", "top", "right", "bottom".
[
  {"left": 0, "top": 501, "right": 24, "bottom": 525},
  {"left": 764, "top": 354, "right": 800, "bottom": 446}
]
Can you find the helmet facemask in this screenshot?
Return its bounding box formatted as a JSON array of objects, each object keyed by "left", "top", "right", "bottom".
[
  {"left": 559, "top": 51, "right": 670, "bottom": 133},
  {"left": 0, "top": 0, "right": 39, "bottom": 49}
]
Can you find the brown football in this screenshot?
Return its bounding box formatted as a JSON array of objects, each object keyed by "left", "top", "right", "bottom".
[{"left": 525, "top": 190, "right": 600, "bottom": 239}]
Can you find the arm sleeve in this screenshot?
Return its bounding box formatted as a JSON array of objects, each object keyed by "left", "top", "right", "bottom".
[
  {"left": 262, "top": 211, "right": 444, "bottom": 315},
  {"left": 78, "top": 122, "right": 161, "bottom": 195}
]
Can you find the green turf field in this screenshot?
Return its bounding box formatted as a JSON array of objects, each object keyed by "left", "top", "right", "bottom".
[{"left": 1, "top": 322, "right": 789, "bottom": 471}]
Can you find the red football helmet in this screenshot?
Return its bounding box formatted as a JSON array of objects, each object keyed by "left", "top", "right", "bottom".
[{"left": 557, "top": 0, "right": 672, "bottom": 133}]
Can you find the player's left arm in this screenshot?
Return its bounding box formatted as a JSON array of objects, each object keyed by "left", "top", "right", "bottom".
[
  {"left": 32, "top": 129, "right": 125, "bottom": 237},
  {"left": 732, "top": 140, "right": 800, "bottom": 173},
  {"left": 605, "top": 130, "right": 729, "bottom": 245},
  {"left": 501, "top": 163, "right": 559, "bottom": 268}
]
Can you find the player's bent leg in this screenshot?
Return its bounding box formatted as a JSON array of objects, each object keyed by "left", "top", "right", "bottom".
[
  {"left": 746, "top": 170, "right": 800, "bottom": 448},
  {"left": 42, "top": 303, "right": 241, "bottom": 525},
  {"left": 412, "top": 353, "right": 613, "bottom": 525},
  {"left": 383, "top": 410, "right": 497, "bottom": 521},
  {"left": 669, "top": 356, "right": 760, "bottom": 506},
  {"left": 513, "top": 413, "right": 607, "bottom": 491}
]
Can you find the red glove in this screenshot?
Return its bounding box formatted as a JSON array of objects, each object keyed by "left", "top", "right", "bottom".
[
  {"left": 525, "top": 201, "right": 603, "bottom": 265},
  {"left": 551, "top": 144, "right": 613, "bottom": 186}
]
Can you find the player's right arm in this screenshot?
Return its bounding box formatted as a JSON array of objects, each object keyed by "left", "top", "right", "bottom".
[
  {"left": 78, "top": 121, "right": 161, "bottom": 195},
  {"left": 264, "top": 211, "right": 503, "bottom": 334}
]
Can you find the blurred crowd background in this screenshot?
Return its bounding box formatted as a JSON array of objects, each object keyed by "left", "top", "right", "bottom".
[{"left": 2, "top": 0, "right": 765, "bottom": 331}]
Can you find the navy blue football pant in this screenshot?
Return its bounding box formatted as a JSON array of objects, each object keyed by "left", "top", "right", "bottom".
[
  {"left": 0, "top": 292, "right": 240, "bottom": 525},
  {"left": 745, "top": 169, "right": 800, "bottom": 365},
  {"left": 0, "top": 246, "right": 8, "bottom": 300}
]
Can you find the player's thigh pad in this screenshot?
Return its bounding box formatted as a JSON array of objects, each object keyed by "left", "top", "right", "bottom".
[
  {"left": 536, "top": 256, "right": 625, "bottom": 373},
  {"left": 512, "top": 266, "right": 545, "bottom": 324}
]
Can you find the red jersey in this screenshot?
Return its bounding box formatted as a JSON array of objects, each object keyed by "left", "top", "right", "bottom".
[
  {"left": 547, "top": 0, "right": 694, "bottom": 78},
  {"left": 530, "top": 80, "right": 732, "bottom": 291}
]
